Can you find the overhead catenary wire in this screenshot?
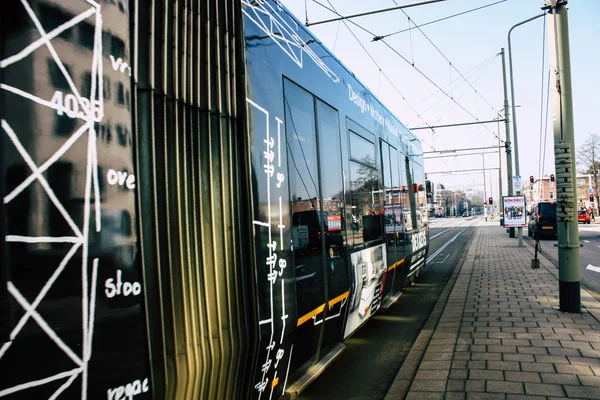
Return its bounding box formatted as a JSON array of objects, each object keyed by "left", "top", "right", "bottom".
[
  {"left": 372, "top": 0, "right": 507, "bottom": 41},
  {"left": 320, "top": 0, "right": 437, "bottom": 142},
  {"left": 393, "top": 0, "right": 498, "bottom": 114}
]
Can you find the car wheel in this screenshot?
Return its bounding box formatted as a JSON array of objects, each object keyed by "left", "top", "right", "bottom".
[{"left": 588, "top": 221, "right": 591, "bottom": 224}]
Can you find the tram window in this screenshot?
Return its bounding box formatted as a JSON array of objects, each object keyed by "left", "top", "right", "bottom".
[
  {"left": 349, "top": 132, "right": 375, "bottom": 168},
  {"left": 412, "top": 161, "right": 428, "bottom": 227},
  {"left": 348, "top": 151, "right": 381, "bottom": 246},
  {"left": 316, "top": 100, "right": 345, "bottom": 245}
]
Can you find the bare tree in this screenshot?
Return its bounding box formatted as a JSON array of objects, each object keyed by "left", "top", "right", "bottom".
[{"left": 577, "top": 133, "right": 600, "bottom": 202}]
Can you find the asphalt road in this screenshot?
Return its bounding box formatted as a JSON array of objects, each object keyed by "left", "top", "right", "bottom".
[
  {"left": 298, "top": 217, "right": 477, "bottom": 400},
  {"left": 523, "top": 220, "right": 600, "bottom": 299}
]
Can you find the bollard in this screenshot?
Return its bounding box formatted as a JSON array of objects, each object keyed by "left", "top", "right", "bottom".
[{"left": 531, "top": 240, "right": 540, "bottom": 269}]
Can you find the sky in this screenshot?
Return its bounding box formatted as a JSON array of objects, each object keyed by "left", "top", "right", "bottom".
[{"left": 279, "top": 0, "right": 600, "bottom": 201}]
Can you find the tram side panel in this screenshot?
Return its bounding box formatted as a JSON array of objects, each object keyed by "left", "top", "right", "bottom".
[{"left": 1, "top": 1, "right": 151, "bottom": 398}]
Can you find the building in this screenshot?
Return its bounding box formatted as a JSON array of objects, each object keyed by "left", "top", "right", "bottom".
[{"left": 524, "top": 174, "right": 596, "bottom": 211}]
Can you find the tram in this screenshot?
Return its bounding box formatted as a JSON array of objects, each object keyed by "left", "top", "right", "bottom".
[{"left": 0, "top": 0, "right": 429, "bottom": 399}]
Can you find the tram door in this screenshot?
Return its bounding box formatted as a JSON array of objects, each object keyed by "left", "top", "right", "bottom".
[{"left": 284, "top": 79, "right": 348, "bottom": 373}]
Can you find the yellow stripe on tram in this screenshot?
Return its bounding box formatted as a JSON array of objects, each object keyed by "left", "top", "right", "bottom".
[
  {"left": 328, "top": 291, "right": 349, "bottom": 308},
  {"left": 297, "top": 291, "right": 350, "bottom": 327},
  {"left": 297, "top": 304, "right": 325, "bottom": 327},
  {"left": 387, "top": 258, "right": 405, "bottom": 272}
]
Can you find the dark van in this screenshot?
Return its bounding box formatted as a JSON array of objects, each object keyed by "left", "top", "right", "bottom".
[{"left": 527, "top": 201, "right": 557, "bottom": 239}]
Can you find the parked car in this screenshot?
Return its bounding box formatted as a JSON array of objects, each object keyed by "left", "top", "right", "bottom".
[
  {"left": 528, "top": 201, "right": 557, "bottom": 239},
  {"left": 578, "top": 209, "right": 591, "bottom": 224}
]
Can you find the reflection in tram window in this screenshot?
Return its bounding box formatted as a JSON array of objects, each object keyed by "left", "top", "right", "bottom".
[{"left": 348, "top": 131, "right": 380, "bottom": 246}]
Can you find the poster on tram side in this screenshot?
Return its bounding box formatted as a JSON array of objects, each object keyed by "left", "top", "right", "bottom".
[{"left": 502, "top": 195, "right": 527, "bottom": 227}]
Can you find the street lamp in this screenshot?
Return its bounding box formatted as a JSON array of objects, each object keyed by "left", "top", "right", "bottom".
[{"left": 508, "top": 13, "right": 545, "bottom": 247}]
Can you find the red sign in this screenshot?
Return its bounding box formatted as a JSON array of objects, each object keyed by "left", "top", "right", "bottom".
[{"left": 327, "top": 215, "right": 342, "bottom": 231}]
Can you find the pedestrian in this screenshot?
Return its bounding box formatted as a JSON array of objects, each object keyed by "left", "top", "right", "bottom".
[{"left": 590, "top": 206, "right": 596, "bottom": 222}]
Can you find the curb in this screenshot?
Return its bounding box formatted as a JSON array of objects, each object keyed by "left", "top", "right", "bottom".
[{"left": 383, "top": 224, "right": 478, "bottom": 400}]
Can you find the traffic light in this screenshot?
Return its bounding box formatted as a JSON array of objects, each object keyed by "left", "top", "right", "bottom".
[
  {"left": 488, "top": 197, "right": 493, "bottom": 205},
  {"left": 529, "top": 175, "right": 534, "bottom": 184},
  {"left": 550, "top": 174, "right": 555, "bottom": 182},
  {"left": 591, "top": 194, "right": 595, "bottom": 203}
]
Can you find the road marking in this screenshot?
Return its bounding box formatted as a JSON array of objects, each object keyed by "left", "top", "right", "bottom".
[
  {"left": 586, "top": 264, "right": 600, "bottom": 273},
  {"left": 428, "top": 226, "right": 469, "bottom": 262},
  {"left": 583, "top": 240, "right": 590, "bottom": 243},
  {"left": 431, "top": 227, "right": 454, "bottom": 240}
]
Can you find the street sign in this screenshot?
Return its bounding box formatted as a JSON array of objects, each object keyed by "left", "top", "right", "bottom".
[
  {"left": 513, "top": 175, "right": 522, "bottom": 193},
  {"left": 589, "top": 188, "right": 594, "bottom": 194}
]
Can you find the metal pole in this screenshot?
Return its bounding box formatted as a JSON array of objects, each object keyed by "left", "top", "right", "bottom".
[
  {"left": 508, "top": 13, "right": 544, "bottom": 247},
  {"left": 498, "top": 118, "right": 503, "bottom": 224},
  {"left": 546, "top": 0, "right": 580, "bottom": 313},
  {"left": 501, "top": 48, "right": 515, "bottom": 237},
  {"left": 483, "top": 153, "right": 488, "bottom": 221}
]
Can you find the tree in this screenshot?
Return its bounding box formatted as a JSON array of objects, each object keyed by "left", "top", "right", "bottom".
[{"left": 577, "top": 133, "right": 600, "bottom": 204}]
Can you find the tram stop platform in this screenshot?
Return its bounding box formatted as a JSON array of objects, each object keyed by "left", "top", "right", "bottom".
[{"left": 385, "top": 219, "right": 600, "bottom": 400}]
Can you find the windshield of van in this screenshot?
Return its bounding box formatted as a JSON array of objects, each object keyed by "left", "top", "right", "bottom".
[{"left": 539, "top": 203, "right": 556, "bottom": 218}]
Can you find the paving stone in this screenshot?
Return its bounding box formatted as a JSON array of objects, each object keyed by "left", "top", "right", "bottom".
[
  {"left": 445, "top": 393, "right": 466, "bottom": 400},
  {"left": 467, "top": 360, "right": 486, "bottom": 370},
  {"left": 454, "top": 352, "right": 471, "bottom": 360},
  {"left": 487, "top": 361, "right": 520, "bottom": 371},
  {"left": 468, "top": 369, "right": 503, "bottom": 381},
  {"left": 524, "top": 382, "right": 566, "bottom": 396},
  {"left": 567, "top": 356, "right": 600, "bottom": 366},
  {"left": 414, "top": 369, "right": 450, "bottom": 380},
  {"left": 406, "top": 391, "right": 444, "bottom": 400},
  {"left": 541, "top": 333, "right": 572, "bottom": 340},
  {"left": 520, "top": 362, "right": 556, "bottom": 373},
  {"left": 506, "top": 395, "right": 546, "bottom": 400},
  {"left": 423, "top": 352, "right": 454, "bottom": 361},
  {"left": 464, "top": 380, "right": 486, "bottom": 392},
  {"left": 503, "top": 353, "right": 535, "bottom": 362},
  {"left": 547, "top": 347, "right": 581, "bottom": 356},
  {"left": 505, "top": 371, "right": 541, "bottom": 383},
  {"left": 560, "top": 340, "right": 593, "bottom": 350},
  {"left": 470, "top": 352, "right": 501, "bottom": 361},
  {"left": 420, "top": 361, "right": 452, "bottom": 370},
  {"left": 452, "top": 360, "right": 468, "bottom": 369},
  {"left": 571, "top": 334, "right": 600, "bottom": 343},
  {"left": 555, "top": 364, "right": 594, "bottom": 375},
  {"left": 533, "top": 354, "right": 570, "bottom": 364},
  {"left": 578, "top": 374, "right": 600, "bottom": 386},
  {"left": 466, "top": 392, "right": 505, "bottom": 400},
  {"left": 563, "top": 385, "right": 600, "bottom": 399},
  {"left": 540, "top": 372, "right": 580, "bottom": 385},
  {"left": 473, "top": 338, "right": 502, "bottom": 345},
  {"left": 530, "top": 339, "right": 561, "bottom": 348},
  {"left": 514, "top": 333, "right": 543, "bottom": 340},
  {"left": 517, "top": 346, "right": 548, "bottom": 355},
  {"left": 410, "top": 379, "right": 447, "bottom": 392},
  {"left": 469, "top": 344, "right": 486, "bottom": 352},
  {"left": 579, "top": 348, "right": 600, "bottom": 358},
  {"left": 449, "top": 369, "right": 469, "bottom": 380},
  {"left": 446, "top": 379, "right": 465, "bottom": 392},
  {"left": 429, "top": 338, "right": 457, "bottom": 346},
  {"left": 488, "top": 345, "right": 517, "bottom": 353},
  {"left": 487, "top": 380, "right": 524, "bottom": 394},
  {"left": 455, "top": 344, "right": 470, "bottom": 352}
]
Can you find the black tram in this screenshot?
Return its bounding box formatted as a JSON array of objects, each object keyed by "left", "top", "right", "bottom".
[{"left": 0, "top": 0, "right": 429, "bottom": 399}]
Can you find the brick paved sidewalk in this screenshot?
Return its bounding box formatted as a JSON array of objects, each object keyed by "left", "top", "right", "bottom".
[{"left": 401, "top": 221, "right": 600, "bottom": 400}]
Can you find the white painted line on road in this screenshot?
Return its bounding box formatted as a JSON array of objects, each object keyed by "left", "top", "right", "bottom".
[
  {"left": 586, "top": 264, "right": 600, "bottom": 273},
  {"left": 431, "top": 227, "right": 454, "bottom": 240},
  {"left": 428, "top": 226, "right": 469, "bottom": 263},
  {"left": 583, "top": 240, "right": 590, "bottom": 243}
]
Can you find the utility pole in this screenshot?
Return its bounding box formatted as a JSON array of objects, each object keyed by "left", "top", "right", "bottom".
[
  {"left": 501, "top": 48, "right": 514, "bottom": 237},
  {"left": 497, "top": 122, "right": 503, "bottom": 222},
  {"left": 483, "top": 153, "right": 488, "bottom": 221},
  {"left": 545, "top": 0, "right": 580, "bottom": 313}
]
